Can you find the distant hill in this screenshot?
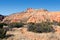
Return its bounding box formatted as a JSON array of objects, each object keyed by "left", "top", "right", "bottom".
[{"left": 2, "top": 8, "right": 60, "bottom": 23}]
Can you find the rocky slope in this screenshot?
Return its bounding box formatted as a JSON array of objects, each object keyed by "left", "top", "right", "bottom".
[{"left": 2, "top": 8, "right": 60, "bottom": 23}]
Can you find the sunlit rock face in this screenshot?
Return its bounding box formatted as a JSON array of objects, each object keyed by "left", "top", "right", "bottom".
[{"left": 2, "top": 8, "right": 60, "bottom": 23}]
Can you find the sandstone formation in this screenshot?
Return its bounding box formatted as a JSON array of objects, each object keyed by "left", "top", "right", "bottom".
[{"left": 2, "top": 8, "right": 60, "bottom": 23}]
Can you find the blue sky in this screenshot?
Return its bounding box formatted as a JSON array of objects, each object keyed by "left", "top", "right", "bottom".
[{"left": 0, "top": 0, "right": 60, "bottom": 15}]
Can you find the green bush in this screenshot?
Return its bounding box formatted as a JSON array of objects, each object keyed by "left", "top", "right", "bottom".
[
  {"left": 8, "top": 22, "right": 24, "bottom": 28},
  {"left": 27, "top": 22, "right": 54, "bottom": 33}
]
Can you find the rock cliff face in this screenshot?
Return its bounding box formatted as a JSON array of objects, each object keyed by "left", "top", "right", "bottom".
[
  {"left": 0, "top": 15, "right": 5, "bottom": 21},
  {"left": 2, "top": 8, "right": 60, "bottom": 23}
]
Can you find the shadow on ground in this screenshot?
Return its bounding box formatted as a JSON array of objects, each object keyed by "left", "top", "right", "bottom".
[
  {"left": 5, "top": 34, "right": 14, "bottom": 38},
  {"left": 0, "top": 34, "right": 14, "bottom": 40}
]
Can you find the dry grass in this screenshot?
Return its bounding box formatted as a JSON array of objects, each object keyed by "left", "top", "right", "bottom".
[{"left": 2, "top": 27, "right": 60, "bottom": 40}]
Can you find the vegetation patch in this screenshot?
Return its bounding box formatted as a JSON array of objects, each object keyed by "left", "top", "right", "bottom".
[
  {"left": 8, "top": 22, "right": 24, "bottom": 28},
  {"left": 27, "top": 21, "right": 55, "bottom": 33},
  {"left": 0, "top": 23, "right": 7, "bottom": 38}
]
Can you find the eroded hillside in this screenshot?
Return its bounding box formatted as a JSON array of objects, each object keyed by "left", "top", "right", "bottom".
[{"left": 2, "top": 8, "right": 60, "bottom": 23}]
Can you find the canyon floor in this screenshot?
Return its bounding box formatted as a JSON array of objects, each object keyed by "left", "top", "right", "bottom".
[{"left": 1, "top": 26, "right": 60, "bottom": 40}]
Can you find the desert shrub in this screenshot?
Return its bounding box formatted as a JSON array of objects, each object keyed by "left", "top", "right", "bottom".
[
  {"left": 53, "top": 20, "right": 60, "bottom": 26},
  {"left": 0, "top": 23, "right": 3, "bottom": 28},
  {"left": 0, "top": 28, "right": 7, "bottom": 38},
  {"left": 0, "top": 23, "right": 7, "bottom": 28},
  {"left": 0, "top": 23, "right": 7, "bottom": 38},
  {"left": 52, "top": 21, "right": 58, "bottom": 25},
  {"left": 57, "top": 22, "right": 60, "bottom": 26},
  {"left": 27, "top": 22, "right": 35, "bottom": 31},
  {"left": 8, "top": 22, "right": 24, "bottom": 28},
  {"left": 27, "top": 22, "right": 54, "bottom": 33}
]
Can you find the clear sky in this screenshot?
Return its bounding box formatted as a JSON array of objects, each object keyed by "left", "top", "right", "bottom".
[{"left": 0, "top": 0, "right": 60, "bottom": 15}]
